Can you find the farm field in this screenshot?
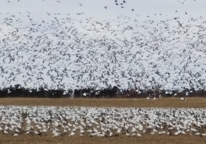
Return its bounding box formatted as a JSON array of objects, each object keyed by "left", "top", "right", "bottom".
[
  {"left": 1, "top": 134, "right": 206, "bottom": 144},
  {"left": 0, "top": 98, "right": 206, "bottom": 143},
  {"left": 0, "top": 97, "right": 206, "bottom": 108}
]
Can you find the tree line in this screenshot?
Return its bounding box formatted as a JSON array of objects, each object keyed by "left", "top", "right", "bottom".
[{"left": 0, "top": 84, "right": 206, "bottom": 98}]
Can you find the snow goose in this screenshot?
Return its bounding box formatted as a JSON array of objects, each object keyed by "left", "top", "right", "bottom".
[{"left": 69, "top": 131, "right": 75, "bottom": 136}]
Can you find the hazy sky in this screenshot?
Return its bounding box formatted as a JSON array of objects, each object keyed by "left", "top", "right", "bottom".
[{"left": 0, "top": 0, "right": 205, "bottom": 23}]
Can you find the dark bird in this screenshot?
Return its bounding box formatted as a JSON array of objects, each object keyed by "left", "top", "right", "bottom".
[{"left": 177, "top": 21, "right": 182, "bottom": 27}]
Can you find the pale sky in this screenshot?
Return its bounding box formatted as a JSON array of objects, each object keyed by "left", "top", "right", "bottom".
[{"left": 0, "top": 0, "right": 205, "bottom": 25}]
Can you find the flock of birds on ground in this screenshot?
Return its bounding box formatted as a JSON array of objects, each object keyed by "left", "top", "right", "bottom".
[
  {"left": 1, "top": 0, "right": 206, "bottom": 96},
  {"left": 1, "top": 106, "right": 206, "bottom": 137}
]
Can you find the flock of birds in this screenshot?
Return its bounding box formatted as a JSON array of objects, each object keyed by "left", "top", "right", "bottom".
[
  {"left": 1, "top": 12, "right": 206, "bottom": 93},
  {"left": 0, "top": 106, "right": 206, "bottom": 137},
  {"left": 1, "top": 0, "right": 206, "bottom": 139}
]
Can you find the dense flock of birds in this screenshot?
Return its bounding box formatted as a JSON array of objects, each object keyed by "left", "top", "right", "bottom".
[
  {"left": 1, "top": 14, "right": 206, "bottom": 92},
  {"left": 0, "top": 106, "right": 206, "bottom": 137},
  {"left": 1, "top": 0, "right": 206, "bottom": 94}
]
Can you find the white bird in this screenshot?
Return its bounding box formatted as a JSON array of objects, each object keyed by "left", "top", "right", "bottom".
[
  {"left": 201, "top": 133, "right": 206, "bottom": 136},
  {"left": 137, "top": 133, "right": 141, "bottom": 137},
  {"left": 69, "top": 131, "right": 75, "bottom": 136},
  {"left": 117, "top": 128, "right": 121, "bottom": 133},
  {"left": 126, "top": 132, "right": 130, "bottom": 136},
  {"left": 180, "top": 97, "right": 185, "bottom": 101},
  {"left": 3, "top": 130, "right": 8, "bottom": 134}
]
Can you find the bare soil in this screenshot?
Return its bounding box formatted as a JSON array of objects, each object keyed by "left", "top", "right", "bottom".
[
  {"left": 0, "top": 97, "right": 206, "bottom": 108},
  {"left": 0, "top": 134, "right": 206, "bottom": 144}
]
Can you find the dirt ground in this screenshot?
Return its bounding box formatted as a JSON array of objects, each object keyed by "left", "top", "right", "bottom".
[
  {"left": 0, "top": 97, "right": 206, "bottom": 108},
  {"left": 0, "top": 134, "right": 206, "bottom": 144}
]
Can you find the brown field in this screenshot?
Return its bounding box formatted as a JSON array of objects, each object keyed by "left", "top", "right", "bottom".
[
  {"left": 1, "top": 97, "right": 206, "bottom": 144},
  {"left": 0, "top": 97, "right": 206, "bottom": 108},
  {"left": 0, "top": 134, "right": 206, "bottom": 144}
]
